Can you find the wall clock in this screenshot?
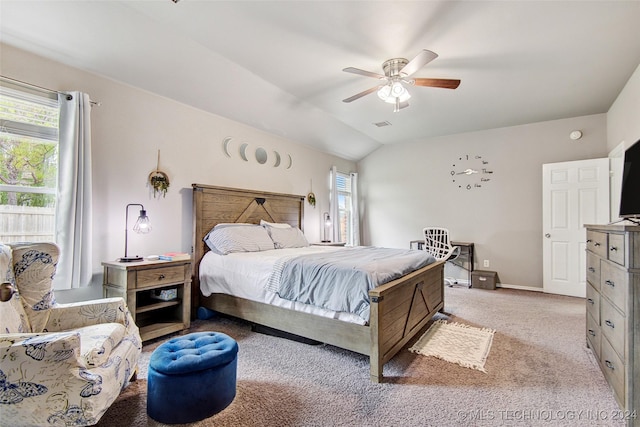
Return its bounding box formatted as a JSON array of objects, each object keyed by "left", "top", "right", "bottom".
[{"left": 451, "top": 154, "right": 494, "bottom": 190}]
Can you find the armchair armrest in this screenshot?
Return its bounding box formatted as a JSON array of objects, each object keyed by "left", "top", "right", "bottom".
[
  {"left": 45, "top": 297, "right": 129, "bottom": 331},
  {"left": 0, "top": 331, "right": 83, "bottom": 367}
]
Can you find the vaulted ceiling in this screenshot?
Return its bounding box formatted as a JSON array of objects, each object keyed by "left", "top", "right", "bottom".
[{"left": 2, "top": 1, "right": 640, "bottom": 161}]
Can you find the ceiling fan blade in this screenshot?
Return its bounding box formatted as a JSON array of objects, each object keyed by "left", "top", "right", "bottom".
[
  {"left": 342, "top": 86, "right": 381, "bottom": 103},
  {"left": 343, "top": 67, "right": 386, "bottom": 80},
  {"left": 400, "top": 49, "right": 438, "bottom": 77},
  {"left": 412, "top": 78, "right": 461, "bottom": 89}
]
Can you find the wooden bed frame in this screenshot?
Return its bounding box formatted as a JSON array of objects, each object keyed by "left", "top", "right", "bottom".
[{"left": 191, "top": 184, "right": 444, "bottom": 382}]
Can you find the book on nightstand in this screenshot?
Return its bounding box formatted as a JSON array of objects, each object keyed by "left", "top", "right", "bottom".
[{"left": 158, "top": 252, "right": 191, "bottom": 261}]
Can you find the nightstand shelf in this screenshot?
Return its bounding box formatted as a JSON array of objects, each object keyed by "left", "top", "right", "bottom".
[{"left": 102, "top": 258, "right": 192, "bottom": 342}]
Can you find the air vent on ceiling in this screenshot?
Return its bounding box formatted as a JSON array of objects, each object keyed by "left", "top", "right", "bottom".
[{"left": 373, "top": 121, "right": 392, "bottom": 127}]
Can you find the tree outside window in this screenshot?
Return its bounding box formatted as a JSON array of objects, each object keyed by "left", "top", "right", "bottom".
[{"left": 0, "top": 85, "right": 59, "bottom": 242}]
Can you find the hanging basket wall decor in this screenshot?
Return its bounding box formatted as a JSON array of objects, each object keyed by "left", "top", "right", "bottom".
[
  {"left": 149, "top": 170, "right": 170, "bottom": 198},
  {"left": 149, "top": 149, "right": 170, "bottom": 198}
]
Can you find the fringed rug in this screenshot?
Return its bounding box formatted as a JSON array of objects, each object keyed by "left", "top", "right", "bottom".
[{"left": 409, "top": 319, "right": 496, "bottom": 372}]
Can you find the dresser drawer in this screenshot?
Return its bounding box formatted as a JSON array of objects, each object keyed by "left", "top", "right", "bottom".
[
  {"left": 586, "top": 282, "right": 600, "bottom": 323},
  {"left": 600, "top": 261, "right": 629, "bottom": 312},
  {"left": 601, "top": 337, "right": 625, "bottom": 407},
  {"left": 136, "top": 265, "right": 186, "bottom": 288},
  {"left": 587, "top": 231, "right": 608, "bottom": 259},
  {"left": 607, "top": 233, "right": 626, "bottom": 266},
  {"left": 586, "top": 251, "right": 601, "bottom": 289},
  {"left": 600, "top": 298, "right": 625, "bottom": 361},
  {"left": 586, "top": 311, "right": 601, "bottom": 360}
]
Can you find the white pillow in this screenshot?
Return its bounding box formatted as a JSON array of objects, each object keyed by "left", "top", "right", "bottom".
[
  {"left": 259, "top": 220, "right": 292, "bottom": 229},
  {"left": 204, "top": 223, "right": 275, "bottom": 254},
  {"left": 264, "top": 225, "right": 309, "bottom": 249}
]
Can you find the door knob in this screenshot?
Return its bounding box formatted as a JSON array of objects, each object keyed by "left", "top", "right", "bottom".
[{"left": 545, "top": 233, "right": 551, "bottom": 238}]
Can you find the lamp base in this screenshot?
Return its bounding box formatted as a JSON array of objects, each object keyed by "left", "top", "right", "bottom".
[{"left": 119, "top": 256, "right": 144, "bottom": 262}]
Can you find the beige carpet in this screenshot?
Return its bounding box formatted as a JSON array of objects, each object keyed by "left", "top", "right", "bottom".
[
  {"left": 409, "top": 319, "right": 495, "bottom": 372},
  {"left": 97, "top": 287, "right": 624, "bottom": 426}
]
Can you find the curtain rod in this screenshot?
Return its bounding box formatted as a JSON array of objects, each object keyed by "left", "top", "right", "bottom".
[{"left": 0, "top": 75, "right": 101, "bottom": 106}]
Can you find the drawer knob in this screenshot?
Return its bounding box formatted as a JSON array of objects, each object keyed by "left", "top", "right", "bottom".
[
  {"left": 588, "top": 329, "right": 596, "bottom": 337},
  {"left": 605, "top": 360, "right": 615, "bottom": 370},
  {"left": 594, "top": 242, "right": 601, "bottom": 247},
  {"left": 605, "top": 280, "right": 615, "bottom": 287},
  {"left": 610, "top": 246, "right": 618, "bottom": 252},
  {"left": 587, "top": 298, "right": 595, "bottom": 305},
  {"left": 605, "top": 319, "right": 615, "bottom": 329},
  {"left": 586, "top": 239, "right": 592, "bottom": 243},
  {"left": 588, "top": 267, "right": 595, "bottom": 273},
  {"left": 158, "top": 274, "right": 165, "bottom": 280}
]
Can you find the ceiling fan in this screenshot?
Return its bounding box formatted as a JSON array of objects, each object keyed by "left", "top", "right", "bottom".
[{"left": 342, "top": 49, "right": 460, "bottom": 112}]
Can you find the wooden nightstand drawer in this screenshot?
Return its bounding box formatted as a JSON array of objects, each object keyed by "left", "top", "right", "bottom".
[{"left": 137, "top": 265, "right": 185, "bottom": 288}]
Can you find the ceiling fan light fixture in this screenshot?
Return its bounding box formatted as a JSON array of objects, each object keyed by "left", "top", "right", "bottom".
[{"left": 377, "top": 82, "right": 411, "bottom": 104}]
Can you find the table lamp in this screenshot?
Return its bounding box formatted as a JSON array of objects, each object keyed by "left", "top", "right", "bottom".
[{"left": 119, "top": 203, "right": 151, "bottom": 262}]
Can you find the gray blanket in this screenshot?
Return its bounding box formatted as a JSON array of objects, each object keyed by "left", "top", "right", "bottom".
[{"left": 265, "top": 246, "right": 435, "bottom": 323}]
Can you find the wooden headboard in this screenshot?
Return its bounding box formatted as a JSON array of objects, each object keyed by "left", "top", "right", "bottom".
[{"left": 191, "top": 184, "right": 305, "bottom": 317}]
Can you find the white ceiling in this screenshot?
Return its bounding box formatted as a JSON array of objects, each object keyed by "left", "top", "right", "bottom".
[{"left": 2, "top": 1, "right": 640, "bottom": 161}]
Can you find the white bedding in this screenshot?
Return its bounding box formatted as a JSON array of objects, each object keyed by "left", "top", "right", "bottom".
[{"left": 199, "top": 246, "right": 368, "bottom": 325}]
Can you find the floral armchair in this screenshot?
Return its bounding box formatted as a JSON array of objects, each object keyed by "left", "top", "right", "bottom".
[{"left": 0, "top": 242, "right": 141, "bottom": 426}]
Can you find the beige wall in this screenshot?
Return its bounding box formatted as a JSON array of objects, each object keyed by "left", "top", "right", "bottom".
[
  {"left": 607, "top": 64, "right": 640, "bottom": 153},
  {"left": 357, "top": 114, "right": 609, "bottom": 289},
  {"left": 1, "top": 43, "right": 355, "bottom": 300}
]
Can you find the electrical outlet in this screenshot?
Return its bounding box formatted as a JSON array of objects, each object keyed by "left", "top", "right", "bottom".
[{"left": 483, "top": 259, "right": 490, "bottom": 268}]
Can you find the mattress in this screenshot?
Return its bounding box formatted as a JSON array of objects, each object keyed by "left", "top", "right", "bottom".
[
  {"left": 199, "top": 246, "right": 368, "bottom": 325},
  {"left": 199, "top": 245, "right": 435, "bottom": 326}
]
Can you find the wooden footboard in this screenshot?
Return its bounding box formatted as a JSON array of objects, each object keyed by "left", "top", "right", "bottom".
[
  {"left": 369, "top": 259, "right": 444, "bottom": 382},
  {"left": 200, "top": 259, "right": 444, "bottom": 382}
]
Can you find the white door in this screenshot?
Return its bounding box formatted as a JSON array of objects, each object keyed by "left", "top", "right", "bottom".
[{"left": 542, "top": 158, "right": 609, "bottom": 297}]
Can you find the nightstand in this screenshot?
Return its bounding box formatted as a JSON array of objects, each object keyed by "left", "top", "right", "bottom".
[
  {"left": 311, "top": 242, "right": 346, "bottom": 246},
  {"left": 102, "top": 258, "right": 192, "bottom": 342}
]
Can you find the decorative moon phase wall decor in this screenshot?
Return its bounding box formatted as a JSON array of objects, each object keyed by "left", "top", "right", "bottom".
[
  {"left": 451, "top": 154, "right": 494, "bottom": 190},
  {"left": 221, "top": 137, "right": 292, "bottom": 169}
]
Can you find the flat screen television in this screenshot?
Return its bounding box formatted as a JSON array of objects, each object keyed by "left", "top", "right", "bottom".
[{"left": 619, "top": 139, "right": 640, "bottom": 221}]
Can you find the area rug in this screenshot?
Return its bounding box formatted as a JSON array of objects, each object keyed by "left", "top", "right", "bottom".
[{"left": 409, "top": 319, "right": 495, "bottom": 372}]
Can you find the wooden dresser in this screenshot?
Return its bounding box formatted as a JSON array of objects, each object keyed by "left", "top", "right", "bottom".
[{"left": 585, "top": 223, "right": 640, "bottom": 424}]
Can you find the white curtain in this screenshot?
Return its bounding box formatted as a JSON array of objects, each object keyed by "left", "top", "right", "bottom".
[
  {"left": 350, "top": 172, "right": 361, "bottom": 246},
  {"left": 54, "top": 92, "right": 93, "bottom": 290},
  {"left": 329, "top": 166, "right": 340, "bottom": 242}
]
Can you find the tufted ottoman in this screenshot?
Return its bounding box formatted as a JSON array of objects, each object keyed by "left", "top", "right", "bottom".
[{"left": 147, "top": 332, "right": 238, "bottom": 424}]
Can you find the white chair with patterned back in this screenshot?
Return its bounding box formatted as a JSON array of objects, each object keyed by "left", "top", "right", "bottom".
[
  {"left": 422, "top": 227, "right": 461, "bottom": 287},
  {"left": 0, "top": 242, "right": 142, "bottom": 426}
]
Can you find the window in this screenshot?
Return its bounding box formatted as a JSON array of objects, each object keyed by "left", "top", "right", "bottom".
[
  {"left": 330, "top": 168, "right": 359, "bottom": 246},
  {"left": 0, "top": 85, "right": 59, "bottom": 243},
  {"left": 334, "top": 171, "right": 353, "bottom": 244}
]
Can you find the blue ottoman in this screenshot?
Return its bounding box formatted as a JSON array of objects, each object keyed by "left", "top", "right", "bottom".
[{"left": 147, "top": 332, "right": 238, "bottom": 424}]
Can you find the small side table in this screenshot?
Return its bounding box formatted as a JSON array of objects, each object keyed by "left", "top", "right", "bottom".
[
  {"left": 102, "top": 258, "right": 192, "bottom": 342},
  {"left": 311, "top": 242, "right": 346, "bottom": 246}
]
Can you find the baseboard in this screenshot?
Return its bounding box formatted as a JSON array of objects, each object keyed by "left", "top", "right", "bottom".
[
  {"left": 496, "top": 283, "right": 543, "bottom": 292},
  {"left": 448, "top": 279, "right": 544, "bottom": 293}
]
